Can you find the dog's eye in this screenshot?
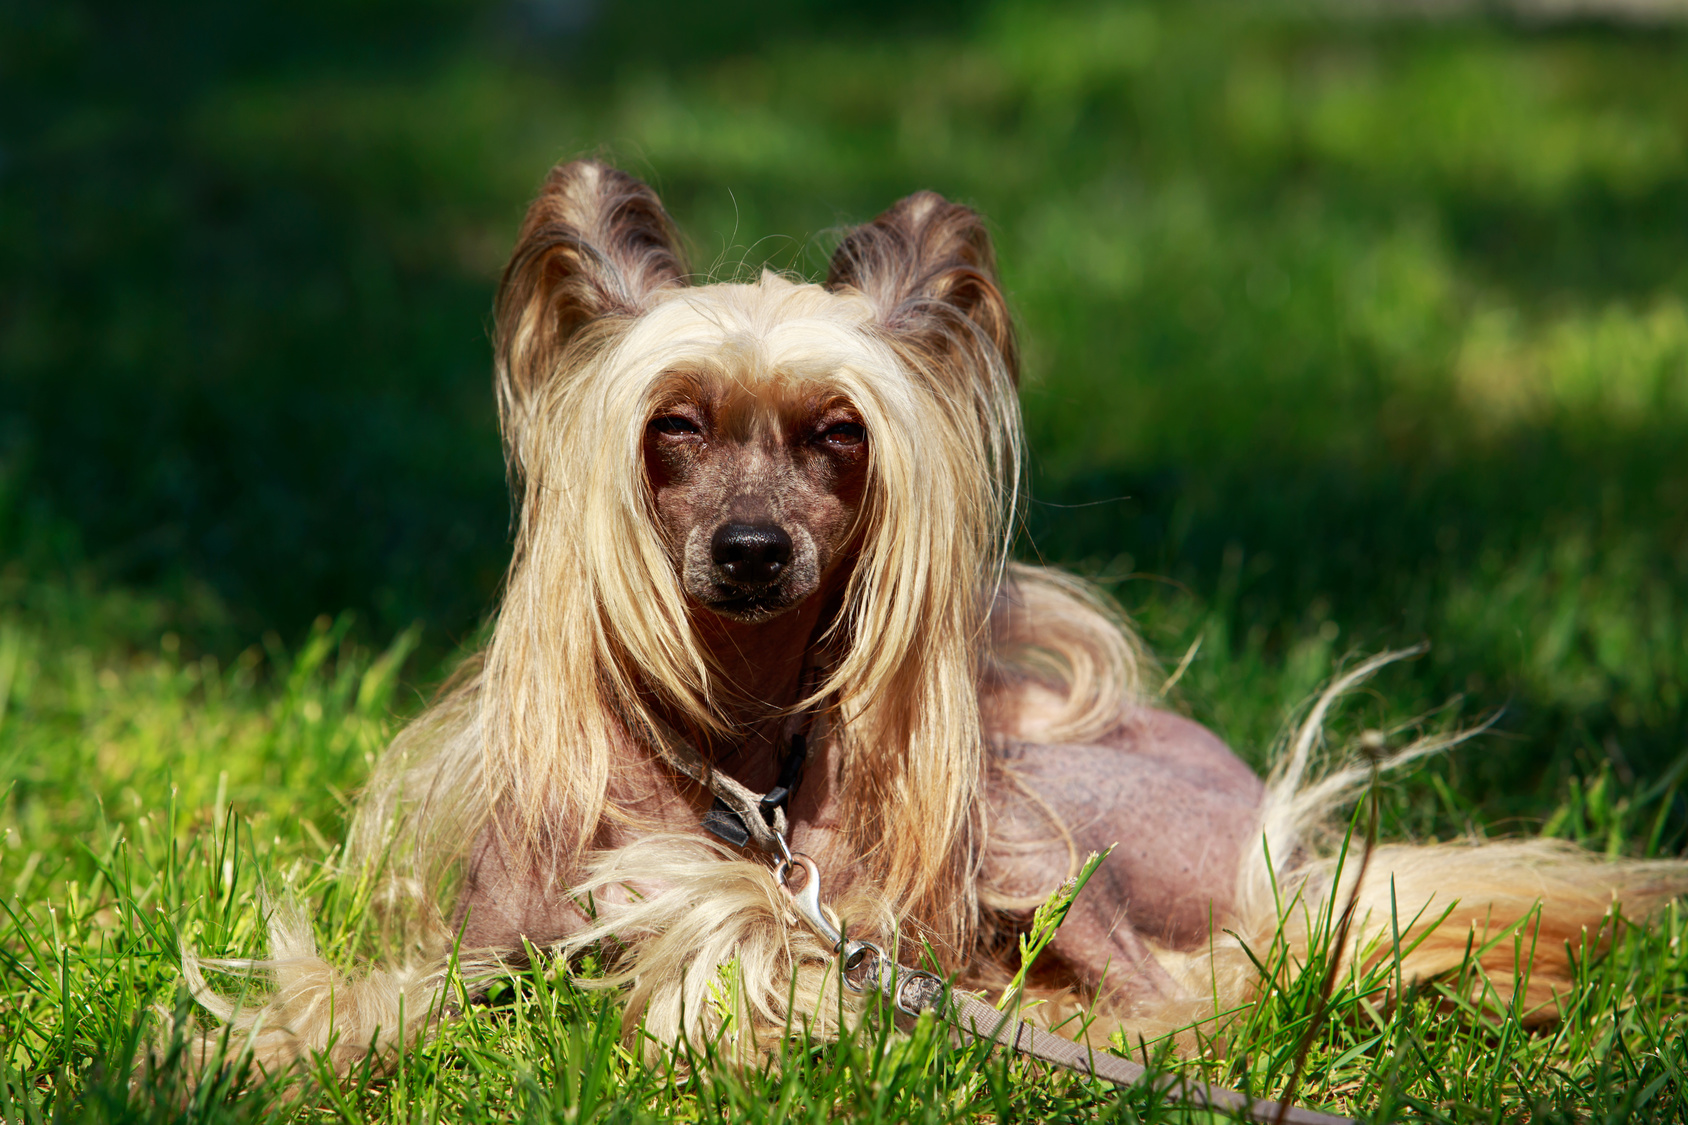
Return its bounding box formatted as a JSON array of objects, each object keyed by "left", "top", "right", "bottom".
[
  {"left": 650, "top": 415, "right": 702, "bottom": 437},
  {"left": 820, "top": 422, "right": 866, "bottom": 448}
]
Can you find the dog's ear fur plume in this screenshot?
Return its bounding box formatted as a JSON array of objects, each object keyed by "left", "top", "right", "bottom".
[
  {"left": 495, "top": 160, "right": 688, "bottom": 470},
  {"left": 825, "top": 191, "right": 1018, "bottom": 382}
]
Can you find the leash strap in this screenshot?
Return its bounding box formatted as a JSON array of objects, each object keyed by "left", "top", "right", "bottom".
[
  {"left": 777, "top": 854, "right": 1354, "bottom": 1125},
  {"left": 892, "top": 964, "right": 1352, "bottom": 1125},
  {"left": 638, "top": 712, "right": 791, "bottom": 852},
  {"left": 636, "top": 666, "right": 820, "bottom": 854}
]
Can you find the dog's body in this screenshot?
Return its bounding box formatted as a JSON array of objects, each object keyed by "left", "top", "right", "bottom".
[
  {"left": 189, "top": 161, "right": 1687, "bottom": 1073},
  {"left": 454, "top": 687, "right": 1265, "bottom": 1010}
]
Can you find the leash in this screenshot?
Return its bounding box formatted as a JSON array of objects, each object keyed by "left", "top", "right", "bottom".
[
  {"left": 637, "top": 704, "right": 813, "bottom": 854},
  {"left": 775, "top": 852, "right": 1353, "bottom": 1125},
  {"left": 636, "top": 708, "right": 1353, "bottom": 1125}
]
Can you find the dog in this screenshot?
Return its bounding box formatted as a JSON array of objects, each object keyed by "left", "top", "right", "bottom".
[{"left": 187, "top": 159, "right": 1688, "bottom": 1076}]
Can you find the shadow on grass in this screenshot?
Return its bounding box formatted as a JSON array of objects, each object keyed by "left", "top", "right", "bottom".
[
  {"left": 3, "top": 0, "right": 1686, "bottom": 825},
  {"left": 1028, "top": 418, "right": 1688, "bottom": 823}
]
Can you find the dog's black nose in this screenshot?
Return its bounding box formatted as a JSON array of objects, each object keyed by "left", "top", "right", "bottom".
[{"left": 711, "top": 522, "right": 792, "bottom": 586}]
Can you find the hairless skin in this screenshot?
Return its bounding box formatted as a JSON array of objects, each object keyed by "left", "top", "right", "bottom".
[{"left": 454, "top": 390, "right": 1265, "bottom": 1009}]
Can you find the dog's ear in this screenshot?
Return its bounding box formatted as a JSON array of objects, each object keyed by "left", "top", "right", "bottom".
[
  {"left": 495, "top": 161, "right": 688, "bottom": 432},
  {"left": 824, "top": 192, "right": 1017, "bottom": 381}
]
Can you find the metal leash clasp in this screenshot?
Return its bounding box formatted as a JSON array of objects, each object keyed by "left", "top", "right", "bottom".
[
  {"left": 774, "top": 851, "right": 840, "bottom": 948},
  {"left": 773, "top": 837, "right": 894, "bottom": 994}
]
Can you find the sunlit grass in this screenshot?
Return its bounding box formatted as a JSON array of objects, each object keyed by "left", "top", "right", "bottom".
[
  {"left": 3, "top": 583, "right": 1685, "bottom": 1123},
  {"left": 5, "top": 0, "right": 1688, "bottom": 1120}
]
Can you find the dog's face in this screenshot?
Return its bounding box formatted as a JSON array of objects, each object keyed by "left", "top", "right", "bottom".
[
  {"left": 643, "top": 371, "right": 870, "bottom": 623},
  {"left": 494, "top": 160, "right": 1020, "bottom": 634}
]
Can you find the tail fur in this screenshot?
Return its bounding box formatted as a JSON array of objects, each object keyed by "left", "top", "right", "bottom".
[{"left": 1154, "top": 650, "right": 1688, "bottom": 1043}]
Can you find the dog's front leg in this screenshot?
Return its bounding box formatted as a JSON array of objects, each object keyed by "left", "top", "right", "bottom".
[{"left": 452, "top": 818, "right": 590, "bottom": 955}]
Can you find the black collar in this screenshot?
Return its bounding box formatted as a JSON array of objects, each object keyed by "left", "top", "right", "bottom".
[{"left": 701, "top": 728, "right": 810, "bottom": 848}]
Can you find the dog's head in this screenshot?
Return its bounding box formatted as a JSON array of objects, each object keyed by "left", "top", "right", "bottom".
[
  {"left": 480, "top": 161, "right": 1027, "bottom": 951},
  {"left": 493, "top": 161, "right": 1021, "bottom": 637}
]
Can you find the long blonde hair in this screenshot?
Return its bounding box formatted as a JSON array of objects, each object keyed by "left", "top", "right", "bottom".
[{"left": 346, "top": 163, "right": 1098, "bottom": 974}]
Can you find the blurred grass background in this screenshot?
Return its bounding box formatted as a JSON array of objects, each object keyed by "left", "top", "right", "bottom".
[
  {"left": 5, "top": 1, "right": 1688, "bottom": 1117},
  {"left": 4, "top": 0, "right": 1688, "bottom": 926}
]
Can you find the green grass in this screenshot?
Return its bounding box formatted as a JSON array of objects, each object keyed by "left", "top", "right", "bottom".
[
  {"left": 4, "top": 0, "right": 1688, "bottom": 1120},
  {"left": 2, "top": 612, "right": 1685, "bottom": 1121}
]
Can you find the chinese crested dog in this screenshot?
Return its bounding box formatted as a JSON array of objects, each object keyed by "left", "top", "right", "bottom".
[{"left": 188, "top": 160, "right": 1688, "bottom": 1073}]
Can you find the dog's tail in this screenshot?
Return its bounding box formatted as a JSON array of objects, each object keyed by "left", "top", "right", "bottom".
[
  {"left": 1250, "top": 839, "right": 1683, "bottom": 1018},
  {"left": 1146, "top": 651, "right": 1688, "bottom": 1045}
]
